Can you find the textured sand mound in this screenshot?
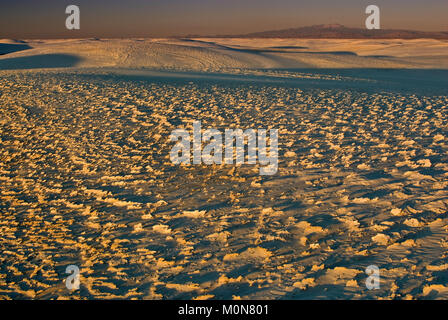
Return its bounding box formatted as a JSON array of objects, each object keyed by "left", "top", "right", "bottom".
[
  {"left": 0, "top": 70, "right": 447, "bottom": 299},
  {"left": 0, "top": 38, "right": 447, "bottom": 70}
]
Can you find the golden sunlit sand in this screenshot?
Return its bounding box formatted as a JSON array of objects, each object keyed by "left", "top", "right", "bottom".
[
  {"left": 1, "top": 38, "right": 448, "bottom": 70},
  {"left": 0, "top": 38, "right": 447, "bottom": 299}
]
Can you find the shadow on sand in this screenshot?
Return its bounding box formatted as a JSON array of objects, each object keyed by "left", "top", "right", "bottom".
[
  {"left": 0, "top": 54, "right": 82, "bottom": 70},
  {"left": 0, "top": 43, "right": 32, "bottom": 55},
  {"left": 83, "top": 68, "right": 448, "bottom": 95}
]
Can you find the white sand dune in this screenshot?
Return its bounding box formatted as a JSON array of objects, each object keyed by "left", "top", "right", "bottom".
[
  {"left": 0, "top": 38, "right": 447, "bottom": 70},
  {"left": 0, "top": 67, "right": 447, "bottom": 299},
  {"left": 0, "top": 38, "right": 447, "bottom": 300}
]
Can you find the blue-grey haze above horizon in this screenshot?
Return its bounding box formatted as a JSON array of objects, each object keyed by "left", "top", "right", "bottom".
[{"left": 0, "top": 0, "right": 447, "bottom": 38}]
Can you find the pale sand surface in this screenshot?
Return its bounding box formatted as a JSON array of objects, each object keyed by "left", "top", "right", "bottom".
[
  {"left": 1, "top": 38, "right": 448, "bottom": 70},
  {"left": 0, "top": 39, "right": 447, "bottom": 299}
]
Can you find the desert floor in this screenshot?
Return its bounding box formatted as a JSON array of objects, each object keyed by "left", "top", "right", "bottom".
[{"left": 0, "top": 39, "right": 447, "bottom": 299}]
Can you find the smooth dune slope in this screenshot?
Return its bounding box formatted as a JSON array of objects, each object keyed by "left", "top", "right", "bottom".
[{"left": 0, "top": 38, "right": 447, "bottom": 70}]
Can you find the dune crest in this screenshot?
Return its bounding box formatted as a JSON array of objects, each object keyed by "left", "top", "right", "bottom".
[{"left": 0, "top": 38, "right": 447, "bottom": 71}]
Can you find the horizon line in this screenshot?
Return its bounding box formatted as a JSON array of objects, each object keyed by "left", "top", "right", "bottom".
[{"left": 2, "top": 24, "right": 448, "bottom": 41}]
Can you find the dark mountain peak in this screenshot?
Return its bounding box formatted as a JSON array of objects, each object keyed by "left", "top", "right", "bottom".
[
  {"left": 313, "top": 24, "right": 346, "bottom": 29},
  {"left": 205, "top": 24, "right": 448, "bottom": 39}
]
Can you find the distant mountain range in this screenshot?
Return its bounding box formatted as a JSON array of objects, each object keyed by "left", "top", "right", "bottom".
[{"left": 186, "top": 24, "right": 448, "bottom": 39}]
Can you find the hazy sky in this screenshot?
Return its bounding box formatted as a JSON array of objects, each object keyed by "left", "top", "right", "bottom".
[{"left": 1, "top": 0, "right": 447, "bottom": 38}]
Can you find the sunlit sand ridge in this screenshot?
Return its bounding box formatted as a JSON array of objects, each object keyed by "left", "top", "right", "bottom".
[{"left": 1, "top": 38, "right": 448, "bottom": 70}]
